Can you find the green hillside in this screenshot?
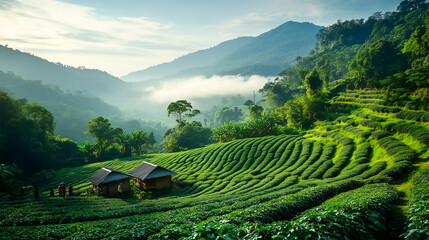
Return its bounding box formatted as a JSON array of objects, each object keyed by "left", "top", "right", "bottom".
[
  {"left": 0, "top": 71, "right": 121, "bottom": 143},
  {"left": 0, "top": 45, "right": 130, "bottom": 105},
  {"left": 0, "top": 71, "right": 167, "bottom": 144},
  {"left": 1, "top": 89, "right": 428, "bottom": 239}
]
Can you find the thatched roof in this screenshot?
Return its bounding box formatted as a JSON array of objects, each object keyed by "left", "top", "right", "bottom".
[
  {"left": 128, "top": 161, "right": 176, "bottom": 180},
  {"left": 88, "top": 168, "right": 132, "bottom": 185}
]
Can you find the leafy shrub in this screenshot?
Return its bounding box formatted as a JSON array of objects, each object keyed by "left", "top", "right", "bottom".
[
  {"left": 309, "top": 160, "right": 334, "bottom": 179},
  {"left": 389, "top": 122, "right": 429, "bottom": 145},
  {"left": 372, "top": 130, "right": 391, "bottom": 140},
  {"left": 359, "top": 119, "right": 383, "bottom": 129},
  {"left": 301, "top": 143, "right": 336, "bottom": 179},
  {"left": 218, "top": 180, "right": 363, "bottom": 224},
  {"left": 378, "top": 137, "right": 418, "bottom": 163},
  {"left": 331, "top": 103, "right": 401, "bottom": 113},
  {"left": 352, "top": 110, "right": 386, "bottom": 122},
  {"left": 323, "top": 144, "right": 354, "bottom": 178},
  {"left": 334, "top": 116, "right": 351, "bottom": 123},
  {"left": 173, "top": 183, "right": 398, "bottom": 240},
  {"left": 402, "top": 167, "right": 429, "bottom": 239},
  {"left": 291, "top": 141, "right": 323, "bottom": 175},
  {"left": 336, "top": 97, "right": 384, "bottom": 105},
  {"left": 213, "top": 114, "right": 285, "bottom": 143},
  {"left": 395, "top": 110, "right": 429, "bottom": 122},
  {"left": 341, "top": 142, "right": 372, "bottom": 174},
  {"left": 358, "top": 162, "right": 387, "bottom": 180},
  {"left": 326, "top": 125, "right": 371, "bottom": 138}
]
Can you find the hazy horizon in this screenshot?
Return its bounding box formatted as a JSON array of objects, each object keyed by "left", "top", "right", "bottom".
[{"left": 0, "top": 0, "right": 402, "bottom": 78}]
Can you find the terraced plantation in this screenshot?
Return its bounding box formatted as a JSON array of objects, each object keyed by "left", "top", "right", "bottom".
[{"left": 1, "top": 90, "right": 428, "bottom": 239}]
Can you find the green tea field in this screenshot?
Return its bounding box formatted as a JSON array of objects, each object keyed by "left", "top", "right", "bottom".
[{"left": 1, "top": 90, "right": 428, "bottom": 239}]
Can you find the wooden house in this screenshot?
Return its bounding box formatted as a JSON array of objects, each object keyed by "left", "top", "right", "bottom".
[
  {"left": 88, "top": 168, "right": 132, "bottom": 196},
  {"left": 128, "top": 161, "right": 177, "bottom": 191}
]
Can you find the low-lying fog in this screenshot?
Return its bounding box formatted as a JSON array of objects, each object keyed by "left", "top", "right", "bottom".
[{"left": 120, "top": 75, "right": 270, "bottom": 124}]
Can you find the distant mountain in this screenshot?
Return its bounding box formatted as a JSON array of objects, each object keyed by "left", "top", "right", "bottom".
[
  {"left": 0, "top": 71, "right": 121, "bottom": 143},
  {"left": 122, "top": 21, "right": 324, "bottom": 82},
  {"left": 0, "top": 45, "right": 130, "bottom": 105},
  {"left": 0, "top": 71, "right": 169, "bottom": 143}
]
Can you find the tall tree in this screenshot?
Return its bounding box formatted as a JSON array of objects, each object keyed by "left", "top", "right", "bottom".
[
  {"left": 87, "top": 116, "right": 123, "bottom": 144},
  {"left": 167, "top": 100, "right": 200, "bottom": 122},
  {"left": 243, "top": 100, "right": 254, "bottom": 108},
  {"left": 87, "top": 116, "right": 123, "bottom": 160},
  {"left": 320, "top": 60, "right": 331, "bottom": 90},
  {"left": 215, "top": 107, "right": 243, "bottom": 126},
  {"left": 250, "top": 105, "right": 264, "bottom": 119},
  {"left": 22, "top": 103, "right": 55, "bottom": 135},
  {"left": 304, "top": 69, "right": 323, "bottom": 97}
]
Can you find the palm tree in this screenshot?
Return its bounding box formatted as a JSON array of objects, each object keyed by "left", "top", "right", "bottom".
[
  {"left": 131, "top": 130, "right": 147, "bottom": 155},
  {"left": 115, "top": 133, "right": 132, "bottom": 157},
  {"left": 79, "top": 141, "right": 96, "bottom": 163}
]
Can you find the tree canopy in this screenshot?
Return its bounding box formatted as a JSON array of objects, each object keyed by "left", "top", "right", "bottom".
[{"left": 167, "top": 100, "right": 200, "bottom": 122}]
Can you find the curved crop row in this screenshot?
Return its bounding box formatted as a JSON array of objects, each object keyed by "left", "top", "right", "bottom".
[
  {"left": 352, "top": 110, "right": 386, "bottom": 122},
  {"left": 149, "top": 183, "right": 396, "bottom": 240},
  {"left": 395, "top": 110, "right": 429, "bottom": 122},
  {"left": 331, "top": 102, "right": 401, "bottom": 113},
  {"left": 325, "top": 124, "right": 371, "bottom": 138},
  {"left": 301, "top": 143, "right": 336, "bottom": 180},
  {"left": 372, "top": 135, "right": 417, "bottom": 182},
  {"left": 335, "top": 96, "right": 384, "bottom": 105}
]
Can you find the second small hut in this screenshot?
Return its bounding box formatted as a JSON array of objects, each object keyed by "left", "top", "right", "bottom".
[
  {"left": 88, "top": 168, "right": 132, "bottom": 196},
  {"left": 129, "top": 161, "right": 177, "bottom": 191}
]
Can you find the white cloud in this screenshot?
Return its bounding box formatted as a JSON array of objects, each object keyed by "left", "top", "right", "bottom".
[
  {"left": 144, "top": 75, "right": 269, "bottom": 103},
  {"left": 0, "top": 0, "right": 194, "bottom": 76}
]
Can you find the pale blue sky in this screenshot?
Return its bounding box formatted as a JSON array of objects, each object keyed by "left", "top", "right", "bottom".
[{"left": 0, "top": 0, "right": 402, "bottom": 76}]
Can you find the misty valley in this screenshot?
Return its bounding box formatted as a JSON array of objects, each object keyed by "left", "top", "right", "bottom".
[{"left": 0, "top": 0, "right": 428, "bottom": 239}]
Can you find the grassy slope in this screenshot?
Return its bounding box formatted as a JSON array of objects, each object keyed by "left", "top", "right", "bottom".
[{"left": 0, "top": 90, "right": 428, "bottom": 239}]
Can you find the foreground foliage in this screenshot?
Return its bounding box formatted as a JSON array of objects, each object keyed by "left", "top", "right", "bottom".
[{"left": 403, "top": 167, "right": 429, "bottom": 240}]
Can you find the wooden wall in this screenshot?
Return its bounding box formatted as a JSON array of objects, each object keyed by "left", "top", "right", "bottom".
[
  {"left": 94, "top": 179, "right": 131, "bottom": 196},
  {"left": 135, "top": 176, "right": 172, "bottom": 191}
]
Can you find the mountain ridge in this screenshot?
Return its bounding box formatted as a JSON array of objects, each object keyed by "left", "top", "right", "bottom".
[
  {"left": 0, "top": 45, "right": 131, "bottom": 105},
  {"left": 122, "top": 21, "right": 324, "bottom": 82}
]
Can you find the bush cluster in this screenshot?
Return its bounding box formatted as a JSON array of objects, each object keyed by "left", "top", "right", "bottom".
[
  {"left": 387, "top": 122, "right": 429, "bottom": 146},
  {"left": 395, "top": 110, "right": 429, "bottom": 122},
  {"left": 371, "top": 130, "right": 391, "bottom": 140},
  {"left": 291, "top": 141, "right": 323, "bottom": 175},
  {"left": 378, "top": 137, "right": 418, "bottom": 163},
  {"left": 323, "top": 144, "right": 354, "bottom": 179},
  {"left": 352, "top": 110, "right": 386, "bottom": 122},
  {"left": 148, "top": 180, "right": 365, "bottom": 239},
  {"left": 301, "top": 143, "right": 336, "bottom": 179},
  {"left": 336, "top": 97, "right": 384, "bottom": 105},
  {"left": 326, "top": 124, "right": 371, "bottom": 138},
  {"left": 331, "top": 103, "right": 401, "bottom": 113},
  {"left": 309, "top": 131, "right": 354, "bottom": 146},
  {"left": 402, "top": 167, "right": 429, "bottom": 240},
  {"left": 358, "top": 162, "right": 387, "bottom": 180},
  {"left": 151, "top": 183, "right": 397, "bottom": 240},
  {"left": 370, "top": 136, "right": 417, "bottom": 182},
  {"left": 341, "top": 142, "right": 372, "bottom": 176}
]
